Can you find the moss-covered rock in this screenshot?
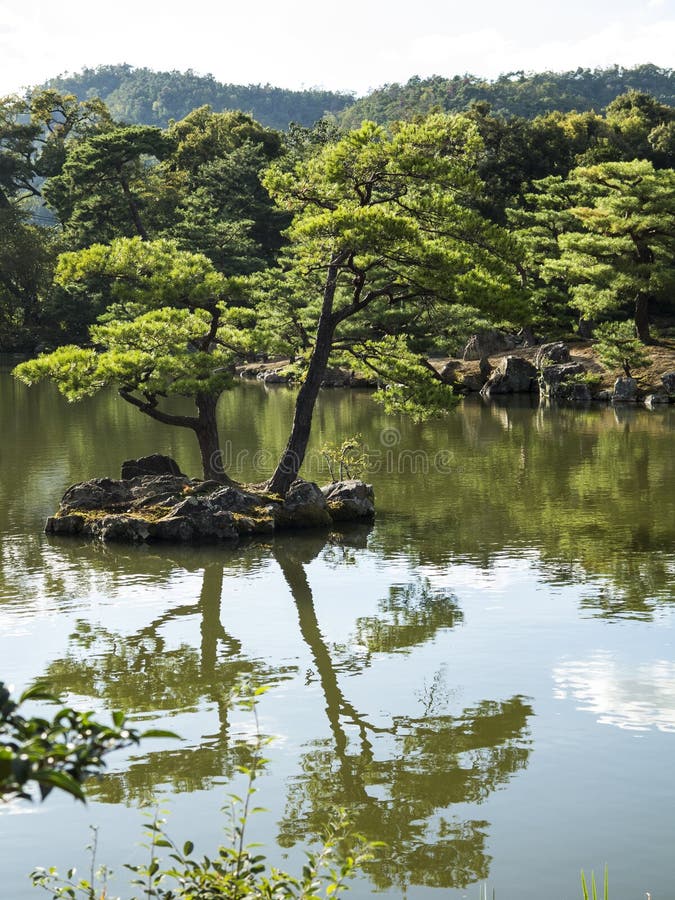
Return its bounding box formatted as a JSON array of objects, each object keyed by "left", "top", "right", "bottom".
[{"left": 321, "top": 481, "right": 375, "bottom": 521}]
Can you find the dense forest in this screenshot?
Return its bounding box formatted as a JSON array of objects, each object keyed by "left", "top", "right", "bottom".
[{"left": 44, "top": 64, "right": 674, "bottom": 131}]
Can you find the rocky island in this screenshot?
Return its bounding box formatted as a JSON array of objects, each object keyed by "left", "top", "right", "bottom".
[{"left": 46, "top": 455, "right": 375, "bottom": 544}]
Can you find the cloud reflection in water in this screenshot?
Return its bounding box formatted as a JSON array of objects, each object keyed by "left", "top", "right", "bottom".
[{"left": 554, "top": 652, "right": 675, "bottom": 732}]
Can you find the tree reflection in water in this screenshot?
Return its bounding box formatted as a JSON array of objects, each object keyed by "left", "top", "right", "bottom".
[
  {"left": 31, "top": 526, "right": 534, "bottom": 890},
  {"left": 39, "top": 560, "right": 294, "bottom": 805},
  {"left": 273, "top": 534, "right": 533, "bottom": 892}
]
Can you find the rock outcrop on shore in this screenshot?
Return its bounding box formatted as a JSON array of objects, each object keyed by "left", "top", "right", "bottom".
[
  {"left": 480, "top": 356, "right": 538, "bottom": 397},
  {"left": 462, "top": 329, "right": 519, "bottom": 360},
  {"left": 446, "top": 336, "right": 675, "bottom": 408},
  {"left": 46, "top": 456, "right": 375, "bottom": 544},
  {"left": 534, "top": 342, "right": 571, "bottom": 368},
  {"left": 538, "top": 362, "right": 586, "bottom": 399}
]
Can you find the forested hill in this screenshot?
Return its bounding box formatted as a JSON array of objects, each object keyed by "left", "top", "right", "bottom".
[
  {"left": 338, "top": 65, "right": 674, "bottom": 128},
  {"left": 44, "top": 65, "right": 355, "bottom": 130},
  {"left": 40, "top": 63, "right": 674, "bottom": 132}
]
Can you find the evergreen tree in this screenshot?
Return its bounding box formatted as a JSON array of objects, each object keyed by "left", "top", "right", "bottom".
[
  {"left": 14, "top": 239, "right": 253, "bottom": 481},
  {"left": 542, "top": 160, "right": 675, "bottom": 341},
  {"left": 257, "top": 116, "right": 525, "bottom": 495}
]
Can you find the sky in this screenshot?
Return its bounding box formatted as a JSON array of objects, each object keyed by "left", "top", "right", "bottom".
[{"left": 0, "top": 0, "right": 673, "bottom": 97}]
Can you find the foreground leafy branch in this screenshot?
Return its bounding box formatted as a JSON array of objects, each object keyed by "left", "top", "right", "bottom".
[{"left": 0, "top": 681, "right": 176, "bottom": 802}]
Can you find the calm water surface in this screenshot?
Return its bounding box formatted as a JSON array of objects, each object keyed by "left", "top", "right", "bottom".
[{"left": 1, "top": 359, "right": 674, "bottom": 899}]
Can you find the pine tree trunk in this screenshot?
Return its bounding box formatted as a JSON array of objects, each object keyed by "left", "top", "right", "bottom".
[
  {"left": 578, "top": 316, "right": 595, "bottom": 339},
  {"left": 267, "top": 257, "right": 343, "bottom": 496},
  {"left": 194, "top": 394, "right": 228, "bottom": 482},
  {"left": 118, "top": 170, "right": 148, "bottom": 241},
  {"left": 634, "top": 295, "right": 651, "bottom": 344}
]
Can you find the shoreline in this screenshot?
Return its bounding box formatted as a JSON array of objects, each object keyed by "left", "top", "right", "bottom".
[{"left": 238, "top": 337, "right": 675, "bottom": 407}]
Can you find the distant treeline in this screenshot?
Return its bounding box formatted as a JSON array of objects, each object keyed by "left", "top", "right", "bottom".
[
  {"left": 45, "top": 65, "right": 355, "bottom": 131},
  {"left": 45, "top": 63, "right": 673, "bottom": 131},
  {"left": 339, "top": 64, "right": 674, "bottom": 127}
]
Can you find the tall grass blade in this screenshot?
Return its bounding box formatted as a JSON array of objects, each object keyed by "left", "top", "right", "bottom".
[{"left": 581, "top": 870, "right": 590, "bottom": 900}]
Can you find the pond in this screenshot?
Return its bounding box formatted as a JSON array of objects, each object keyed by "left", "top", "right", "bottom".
[{"left": 1, "top": 361, "right": 674, "bottom": 899}]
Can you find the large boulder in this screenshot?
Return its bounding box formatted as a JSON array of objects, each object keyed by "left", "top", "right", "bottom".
[
  {"left": 321, "top": 481, "right": 375, "bottom": 521},
  {"left": 612, "top": 377, "right": 638, "bottom": 402},
  {"left": 321, "top": 367, "right": 352, "bottom": 388},
  {"left": 462, "top": 329, "right": 519, "bottom": 361},
  {"left": 259, "top": 369, "right": 289, "bottom": 384},
  {"left": 439, "top": 361, "right": 461, "bottom": 386},
  {"left": 45, "top": 513, "right": 86, "bottom": 535},
  {"left": 534, "top": 342, "right": 570, "bottom": 369},
  {"left": 539, "top": 363, "right": 585, "bottom": 399},
  {"left": 210, "top": 485, "right": 268, "bottom": 514},
  {"left": 275, "top": 480, "right": 332, "bottom": 528},
  {"left": 209, "top": 486, "right": 276, "bottom": 533},
  {"left": 561, "top": 382, "right": 592, "bottom": 403},
  {"left": 151, "top": 515, "right": 197, "bottom": 542},
  {"left": 644, "top": 393, "right": 670, "bottom": 409},
  {"left": 160, "top": 496, "right": 241, "bottom": 540},
  {"left": 97, "top": 515, "right": 153, "bottom": 543},
  {"left": 439, "top": 361, "right": 456, "bottom": 380},
  {"left": 121, "top": 454, "right": 184, "bottom": 480},
  {"left": 458, "top": 357, "right": 493, "bottom": 392},
  {"left": 661, "top": 372, "right": 675, "bottom": 395},
  {"left": 349, "top": 373, "right": 378, "bottom": 388},
  {"left": 480, "top": 356, "right": 538, "bottom": 396},
  {"left": 460, "top": 373, "right": 483, "bottom": 392},
  {"left": 60, "top": 478, "right": 133, "bottom": 512}
]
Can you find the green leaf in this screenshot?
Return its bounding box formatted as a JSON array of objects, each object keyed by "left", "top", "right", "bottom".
[
  {"left": 20, "top": 682, "right": 60, "bottom": 703},
  {"left": 140, "top": 729, "right": 182, "bottom": 740},
  {"left": 36, "top": 770, "right": 86, "bottom": 802}
]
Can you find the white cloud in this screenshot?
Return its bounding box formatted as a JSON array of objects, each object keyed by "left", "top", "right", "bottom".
[
  {"left": 516, "top": 19, "right": 675, "bottom": 76},
  {"left": 383, "top": 18, "right": 675, "bottom": 85},
  {"left": 405, "top": 28, "right": 515, "bottom": 76}
]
